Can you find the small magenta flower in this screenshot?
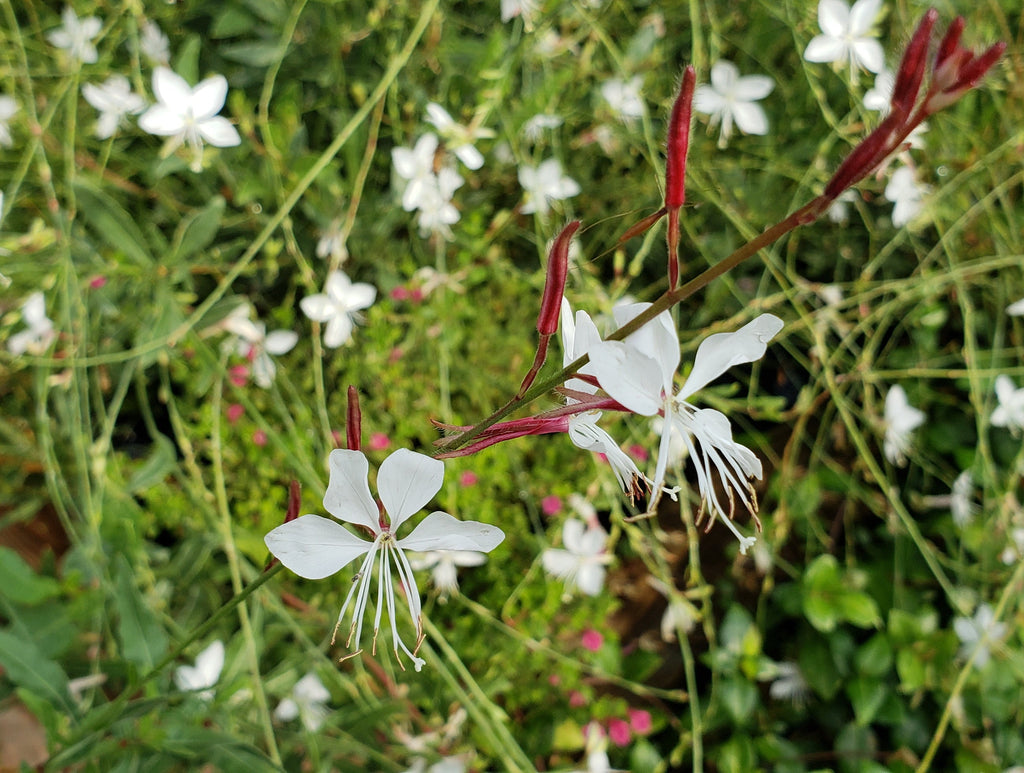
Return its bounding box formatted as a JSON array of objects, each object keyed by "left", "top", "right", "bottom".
[
  {"left": 694, "top": 61, "right": 774, "bottom": 148},
  {"left": 803, "top": 0, "right": 885, "bottom": 79},
  {"left": 47, "top": 6, "right": 102, "bottom": 64},
  {"left": 173, "top": 640, "right": 224, "bottom": 701},
  {"left": 264, "top": 449, "right": 505, "bottom": 671},
  {"left": 138, "top": 67, "right": 241, "bottom": 172}
]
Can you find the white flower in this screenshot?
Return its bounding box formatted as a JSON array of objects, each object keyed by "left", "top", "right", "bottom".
[
  {"left": 47, "top": 6, "right": 102, "bottom": 64},
  {"left": 882, "top": 385, "right": 924, "bottom": 465},
  {"left": 407, "top": 549, "right": 487, "bottom": 600},
  {"left": 884, "top": 166, "right": 928, "bottom": 227},
  {"left": 140, "top": 20, "right": 170, "bottom": 66},
  {"left": 403, "top": 758, "right": 468, "bottom": 773},
  {"left": 954, "top": 603, "right": 1007, "bottom": 668},
  {"left": 992, "top": 375, "right": 1024, "bottom": 433},
  {"left": 570, "top": 723, "right": 617, "bottom": 773},
  {"left": 264, "top": 449, "right": 505, "bottom": 671},
  {"left": 522, "top": 113, "right": 563, "bottom": 141},
  {"left": 0, "top": 96, "right": 18, "bottom": 147},
  {"left": 299, "top": 269, "right": 376, "bottom": 348},
  {"left": 768, "top": 661, "right": 810, "bottom": 705},
  {"left": 561, "top": 298, "right": 646, "bottom": 496},
  {"left": 601, "top": 76, "right": 645, "bottom": 120},
  {"left": 392, "top": 134, "right": 440, "bottom": 212},
  {"left": 173, "top": 640, "right": 224, "bottom": 700},
  {"left": 8, "top": 292, "right": 56, "bottom": 355},
  {"left": 1000, "top": 529, "right": 1024, "bottom": 565},
  {"left": 274, "top": 672, "right": 330, "bottom": 731},
  {"left": 414, "top": 167, "right": 464, "bottom": 239},
  {"left": 693, "top": 61, "right": 774, "bottom": 148},
  {"left": 82, "top": 76, "right": 146, "bottom": 139},
  {"left": 316, "top": 218, "right": 348, "bottom": 263},
  {"left": 542, "top": 518, "right": 611, "bottom": 598},
  {"left": 519, "top": 159, "right": 580, "bottom": 217},
  {"left": 138, "top": 67, "right": 241, "bottom": 172},
  {"left": 1007, "top": 298, "right": 1024, "bottom": 317},
  {"left": 950, "top": 471, "right": 976, "bottom": 528},
  {"left": 588, "top": 306, "right": 784, "bottom": 553},
  {"left": 826, "top": 189, "right": 859, "bottom": 224},
  {"left": 803, "top": 0, "right": 885, "bottom": 78},
  {"left": 425, "top": 103, "right": 492, "bottom": 171},
  {"left": 221, "top": 306, "right": 298, "bottom": 388},
  {"left": 646, "top": 576, "right": 697, "bottom": 642},
  {"left": 501, "top": 0, "right": 537, "bottom": 25}
]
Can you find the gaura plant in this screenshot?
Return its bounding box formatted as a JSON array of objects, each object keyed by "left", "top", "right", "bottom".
[{"left": 260, "top": 9, "right": 1004, "bottom": 672}]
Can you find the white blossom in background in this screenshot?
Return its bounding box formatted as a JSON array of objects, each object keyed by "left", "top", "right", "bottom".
[
  {"left": 316, "top": 218, "right": 348, "bottom": 263},
  {"left": 221, "top": 306, "right": 298, "bottom": 388},
  {"left": 407, "top": 549, "right": 487, "bottom": 600},
  {"left": 954, "top": 603, "right": 1007, "bottom": 667},
  {"left": 501, "top": 0, "right": 537, "bottom": 26},
  {"left": 884, "top": 166, "right": 928, "bottom": 227},
  {"left": 1006, "top": 298, "right": 1024, "bottom": 317},
  {"left": 138, "top": 67, "right": 241, "bottom": 172},
  {"left": 560, "top": 298, "right": 647, "bottom": 497},
  {"left": 519, "top": 159, "right": 580, "bottom": 217},
  {"left": 542, "top": 518, "right": 611, "bottom": 599},
  {"left": 991, "top": 375, "right": 1024, "bottom": 433},
  {"left": 425, "top": 103, "right": 492, "bottom": 170},
  {"left": 8, "top": 292, "right": 56, "bottom": 356},
  {"left": 0, "top": 96, "right": 18, "bottom": 147},
  {"left": 803, "top": 0, "right": 885, "bottom": 79},
  {"left": 1000, "top": 529, "right": 1024, "bottom": 565},
  {"left": 264, "top": 449, "right": 505, "bottom": 671},
  {"left": 403, "top": 758, "right": 468, "bottom": 773},
  {"left": 140, "top": 20, "right": 170, "bottom": 66},
  {"left": 173, "top": 640, "right": 224, "bottom": 701},
  {"left": 882, "top": 385, "right": 924, "bottom": 465},
  {"left": 647, "top": 576, "right": 698, "bottom": 642},
  {"left": 274, "top": 672, "right": 330, "bottom": 731},
  {"left": 82, "top": 76, "right": 146, "bottom": 139},
  {"left": 601, "top": 76, "right": 645, "bottom": 120},
  {"left": 299, "top": 269, "right": 376, "bottom": 348},
  {"left": 414, "top": 166, "right": 464, "bottom": 239},
  {"left": 950, "top": 471, "right": 976, "bottom": 528},
  {"left": 392, "top": 133, "right": 440, "bottom": 211},
  {"left": 588, "top": 305, "right": 784, "bottom": 553},
  {"left": 767, "top": 661, "right": 810, "bottom": 705},
  {"left": 826, "top": 189, "right": 859, "bottom": 224},
  {"left": 522, "top": 113, "right": 563, "bottom": 141},
  {"left": 863, "top": 69, "right": 928, "bottom": 148},
  {"left": 569, "top": 723, "right": 616, "bottom": 773},
  {"left": 47, "top": 6, "right": 102, "bottom": 64},
  {"left": 693, "top": 60, "right": 774, "bottom": 148}
]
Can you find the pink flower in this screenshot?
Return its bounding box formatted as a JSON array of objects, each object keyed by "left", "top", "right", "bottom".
[
  {"left": 548, "top": 674, "right": 560, "bottom": 686},
  {"left": 459, "top": 471, "right": 478, "bottom": 487},
  {"left": 628, "top": 444, "right": 649, "bottom": 462},
  {"left": 628, "top": 708, "right": 652, "bottom": 734},
  {"left": 581, "top": 629, "right": 603, "bottom": 652},
  {"left": 229, "top": 364, "right": 249, "bottom": 387},
  {"left": 253, "top": 429, "right": 268, "bottom": 446},
  {"left": 607, "top": 718, "right": 631, "bottom": 747},
  {"left": 391, "top": 286, "right": 411, "bottom": 301},
  {"left": 541, "top": 495, "right": 562, "bottom": 515},
  {"left": 368, "top": 432, "right": 390, "bottom": 451},
  {"left": 568, "top": 690, "right": 586, "bottom": 708},
  {"left": 226, "top": 404, "right": 244, "bottom": 423},
  {"left": 89, "top": 275, "right": 107, "bottom": 289}
]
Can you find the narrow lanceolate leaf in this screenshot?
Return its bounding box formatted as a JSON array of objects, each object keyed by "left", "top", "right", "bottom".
[
  {"left": 171, "top": 195, "right": 225, "bottom": 262},
  {"left": 73, "top": 182, "right": 154, "bottom": 267},
  {"left": 0, "top": 630, "right": 75, "bottom": 714}
]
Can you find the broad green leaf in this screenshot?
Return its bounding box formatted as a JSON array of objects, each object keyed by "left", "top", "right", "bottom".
[
  {"left": 836, "top": 592, "right": 883, "bottom": 630},
  {"left": 220, "top": 41, "right": 283, "bottom": 67},
  {"left": 171, "top": 196, "right": 225, "bottom": 262},
  {"left": 113, "top": 555, "right": 168, "bottom": 670},
  {"left": 855, "top": 633, "right": 894, "bottom": 676},
  {"left": 0, "top": 547, "right": 60, "bottom": 605},
  {"left": 73, "top": 183, "right": 153, "bottom": 267},
  {"left": 719, "top": 676, "right": 758, "bottom": 724},
  {"left": 847, "top": 676, "right": 889, "bottom": 726},
  {"left": 0, "top": 630, "right": 74, "bottom": 714}
]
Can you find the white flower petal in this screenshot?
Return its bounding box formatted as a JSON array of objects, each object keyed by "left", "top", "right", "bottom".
[
  {"left": 138, "top": 105, "right": 185, "bottom": 136},
  {"left": 399, "top": 511, "right": 505, "bottom": 552},
  {"left": 264, "top": 330, "right": 298, "bottom": 355},
  {"left": 190, "top": 75, "right": 229, "bottom": 121},
  {"left": 299, "top": 293, "right": 333, "bottom": 322},
  {"left": 817, "top": 0, "right": 849, "bottom": 38},
  {"left": 804, "top": 36, "right": 847, "bottom": 64},
  {"left": 322, "top": 449, "right": 380, "bottom": 532},
  {"left": 152, "top": 67, "right": 192, "bottom": 112},
  {"left": 679, "top": 314, "right": 783, "bottom": 400},
  {"left": 589, "top": 341, "right": 665, "bottom": 416},
  {"left": 848, "top": 0, "right": 882, "bottom": 36},
  {"left": 264, "top": 514, "right": 371, "bottom": 580},
  {"left": 197, "top": 116, "right": 241, "bottom": 148},
  {"left": 576, "top": 563, "right": 606, "bottom": 596},
  {"left": 378, "top": 449, "right": 444, "bottom": 530},
  {"left": 323, "top": 314, "right": 353, "bottom": 347},
  {"left": 730, "top": 102, "right": 769, "bottom": 136}
]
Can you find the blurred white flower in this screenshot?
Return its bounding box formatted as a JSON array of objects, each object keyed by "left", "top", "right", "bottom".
[
  {"left": 519, "top": 159, "right": 580, "bottom": 216},
  {"left": 882, "top": 385, "right": 924, "bottom": 465},
  {"left": 82, "top": 76, "right": 146, "bottom": 139},
  {"left": 414, "top": 166, "right": 464, "bottom": 240},
  {"left": 693, "top": 60, "right": 774, "bottom": 148},
  {"left": 826, "top": 189, "right": 859, "bottom": 224},
  {"left": 47, "top": 6, "right": 102, "bottom": 64},
  {"left": 501, "top": 0, "right": 537, "bottom": 26},
  {"left": 403, "top": 758, "right": 468, "bottom": 773},
  {"left": 884, "top": 166, "right": 928, "bottom": 227},
  {"left": 173, "top": 640, "right": 224, "bottom": 700},
  {"left": 570, "top": 723, "right": 618, "bottom": 773},
  {"left": 392, "top": 134, "right": 440, "bottom": 211},
  {"left": 954, "top": 603, "right": 1007, "bottom": 668},
  {"left": 803, "top": 0, "right": 884, "bottom": 78},
  {"left": 601, "top": 76, "right": 645, "bottom": 120},
  {"left": 264, "top": 449, "right": 505, "bottom": 671},
  {"left": 1006, "top": 298, "right": 1024, "bottom": 317},
  {"left": 408, "top": 549, "right": 487, "bottom": 600},
  {"left": 950, "top": 471, "right": 976, "bottom": 528},
  {"left": 8, "top": 292, "right": 56, "bottom": 356},
  {"left": 140, "top": 20, "right": 170, "bottom": 66},
  {"left": 425, "top": 103, "right": 492, "bottom": 170},
  {"left": 299, "top": 269, "right": 376, "bottom": 348},
  {"left": 316, "top": 218, "right": 348, "bottom": 263},
  {"left": 863, "top": 69, "right": 928, "bottom": 147},
  {"left": 274, "top": 672, "right": 330, "bottom": 731},
  {"left": 647, "top": 576, "right": 697, "bottom": 642},
  {"left": 542, "top": 518, "right": 611, "bottom": 598},
  {"left": 768, "top": 661, "right": 810, "bottom": 705},
  {"left": 0, "top": 96, "right": 18, "bottom": 147},
  {"left": 1000, "top": 529, "right": 1024, "bottom": 565},
  {"left": 221, "top": 306, "right": 298, "bottom": 388},
  {"left": 522, "top": 113, "right": 563, "bottom": 141},
  {"left": 992, "top": 375, "right": 1024, "bottom": 433},
  {"left": 138, "top": 67, "right": 241, "bottom": 172}
]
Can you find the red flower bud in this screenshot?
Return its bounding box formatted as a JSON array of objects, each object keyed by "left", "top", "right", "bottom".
[
  {"left": 346, "top": 385, "right": 361, "bottom": 451},
  {"left": 537, "top": 220, "right": 580, "bottom": 336},
  {"left": 665, "top": 66, "right": 696, "bottom": 210}
]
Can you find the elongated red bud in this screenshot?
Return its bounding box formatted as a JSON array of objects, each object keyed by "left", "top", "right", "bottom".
[
  {"left": 665, "top": 66, "right": 695, "bottom": 210},
  {"left": 890, "top": 8, "right": 936, "bottom": 114},
  {"left": 346, "top": 385, "right": 361, "bottom": 451},
  {"left": 536, "top": 220, "right": 580, "bottom": 335},
  {"left": 934, "top": 16, "right": 966, "bottom": 75},
  {"left": 824, "top": 112, "right": 902, "bottom": 199},
  {"left": 286, "top": 479, "right": 301, "bottom": 523}
]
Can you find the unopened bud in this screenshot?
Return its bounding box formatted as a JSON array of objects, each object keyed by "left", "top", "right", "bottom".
[
  {"left": 537, "top": 220, "right": 580, "bottom": 336},
  {"left": 665, "top": 66, "right": 696, "bottom": 210},
  {"left": 346, "top": 385, "right": 361, "bottom": 451},
  {"left": 890, "top": 8, "right": 936, "bottom": 114}
]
